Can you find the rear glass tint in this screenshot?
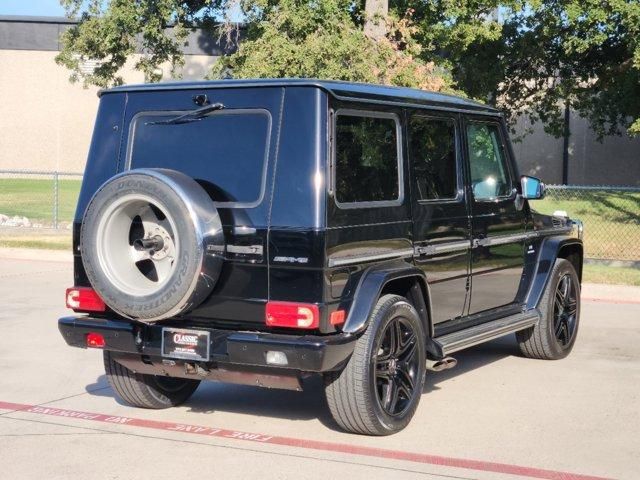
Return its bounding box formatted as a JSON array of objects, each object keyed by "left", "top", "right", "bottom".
[
  {"left": 127, "top": 110, "right": 271, "bottom": 206},
  {"left": 334, "top": 113, "right": 401, "bottom": 205},
  {"left": 409, "top": 116, "right": 458, "bottom": 201}
]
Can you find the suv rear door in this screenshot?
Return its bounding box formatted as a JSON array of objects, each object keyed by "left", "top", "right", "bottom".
[
  {"left": 122, "top": 87, "right": 284, "bottom": 328},
  {"left": 464, "top": 117, "right": 526, "bottom": 315}
]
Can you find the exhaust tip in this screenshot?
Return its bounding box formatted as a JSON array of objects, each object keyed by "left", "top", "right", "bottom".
[{"left": 427, "top": 356, "right": 458, "bottom": 372}]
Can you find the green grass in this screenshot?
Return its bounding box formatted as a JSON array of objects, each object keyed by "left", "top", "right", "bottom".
[
  {"left": 0, "top": 234, "right": 72, "bottom": 250},
  {"left": 583, "top": 264, "right": 640, "bottom": 286},
  {"left": 0, "top": 178, "right": 81, "bottom": 225},
  {"left": 533, "top": 190, "right": 640, "bottom": 261}
]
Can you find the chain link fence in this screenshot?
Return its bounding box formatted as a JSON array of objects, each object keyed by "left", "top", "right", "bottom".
[
  {"left": 0, "top": 170, "right": 83, "bottom": 230},
  {"left": 536, "top": 185, "right": 640, "bottom": 261},
  {"left": 1, "top": 171, "right": 639, "bottom": 261}
]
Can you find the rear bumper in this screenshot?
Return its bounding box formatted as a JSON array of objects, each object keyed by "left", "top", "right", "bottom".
[{"left": 58, "top": 316, "right": 356, "bottom": 373}]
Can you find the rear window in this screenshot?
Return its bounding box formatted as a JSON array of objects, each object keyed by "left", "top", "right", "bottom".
[{"left": 127, "top": 109, "right": 271, "bottom": 206}]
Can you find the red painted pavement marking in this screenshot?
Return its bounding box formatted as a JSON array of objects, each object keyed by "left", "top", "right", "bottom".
[{"left": 0, "top": 400, "right": 610, "bottom": 480}]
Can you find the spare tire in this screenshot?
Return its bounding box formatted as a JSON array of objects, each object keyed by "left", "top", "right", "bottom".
[{"left": 80, "top": 168, "right": 225, "bottom": 321}]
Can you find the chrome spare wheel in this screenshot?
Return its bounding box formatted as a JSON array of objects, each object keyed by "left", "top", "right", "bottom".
[
  {"left": 80, "top": 169, "right": 225, "bottom": 322},
  {"left": 96, "top": 194, "right": 179, "bottom": 297}
]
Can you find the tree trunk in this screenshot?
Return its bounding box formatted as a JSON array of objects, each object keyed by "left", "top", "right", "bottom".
[{"left": 364, "top": 0, "right": 388, "bottom": 41}]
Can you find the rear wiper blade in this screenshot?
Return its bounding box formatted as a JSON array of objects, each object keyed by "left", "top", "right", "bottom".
[{"left": 146, "top": 102, "right": 225, "bottom": 126}]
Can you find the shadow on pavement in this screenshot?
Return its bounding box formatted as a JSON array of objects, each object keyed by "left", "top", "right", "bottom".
[
  {"left": 84, "top": 334, "right": 522, "bottom": 431},
  {"left": 424, "top": 333, "right": 521, "bottom": 393}
]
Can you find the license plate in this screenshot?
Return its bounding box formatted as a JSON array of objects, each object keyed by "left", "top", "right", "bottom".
[{"left": 161, "top": 327, "right": 210, "bottom": 361}]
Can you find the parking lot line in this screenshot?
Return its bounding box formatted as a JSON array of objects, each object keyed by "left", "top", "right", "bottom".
[{"left": 0, "top": 400, "right": 611, "bottom": 480}]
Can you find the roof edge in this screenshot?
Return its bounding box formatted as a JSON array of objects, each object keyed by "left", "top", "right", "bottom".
[{"left": 98, "top": 78, "right": 499, "bottom": 114}]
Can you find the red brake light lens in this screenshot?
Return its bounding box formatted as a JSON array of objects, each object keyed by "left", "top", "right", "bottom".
[
  {"left": 265, "top": 302, "right": 320, "bottom": 329},
  {"left": 66, "top": 287, "right": 106, "bottom": 312},
  {"left": 86, "top": 332, "right": 105, "bottom": 348}
]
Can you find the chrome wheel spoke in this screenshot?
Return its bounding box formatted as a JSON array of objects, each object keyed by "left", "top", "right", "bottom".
[
  {"left": 152, "top": 257, "right": 174, "bottom": 281},
  {"left": 131, "top": 246, "right": 150, "bottom": 263}
]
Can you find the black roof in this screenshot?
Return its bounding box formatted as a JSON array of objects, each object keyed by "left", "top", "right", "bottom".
[{"left": 101, "top": 78, "right": 499, "bottom": 115}]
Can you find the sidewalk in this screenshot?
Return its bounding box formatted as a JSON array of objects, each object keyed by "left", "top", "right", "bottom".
[
  {"left": 0, "top": 247, "right": 73, "bottom": 263},
  {"left": 1, "top": 247, "right": 638, "bottom": 303}
]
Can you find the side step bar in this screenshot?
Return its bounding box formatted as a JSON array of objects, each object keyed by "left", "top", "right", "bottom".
[{"left": 433, "top": 310, "right": 541, "bottom": 356}]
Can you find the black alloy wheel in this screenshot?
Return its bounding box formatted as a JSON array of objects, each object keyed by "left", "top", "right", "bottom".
[
  {"left": 324, "top": 294, "right": 426, "bottom": 435},
  {"left": 553, "top": 273, "right": 578, "bottom": 347},
  {"left": 374, "top": 317, "right": 420, "bottom": 417},
  {"left": 517, "top": 258, "right": 581, "bottom": 360}
]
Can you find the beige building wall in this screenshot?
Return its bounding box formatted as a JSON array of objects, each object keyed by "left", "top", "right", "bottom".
[{"left": 0, "top": 49, "right": 216, "bottom": 173}]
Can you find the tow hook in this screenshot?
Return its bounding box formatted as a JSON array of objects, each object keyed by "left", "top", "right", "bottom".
[
  {"left": 427, "top": 357, "right": 458, "bottom": 372},
  {"left": 184, "top": 362, "right": 209, "bottom": 377}
]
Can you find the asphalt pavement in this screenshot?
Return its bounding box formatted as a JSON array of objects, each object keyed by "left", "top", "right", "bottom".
[{"left": 0, "top": 253, "right": 638, "bottom": 480}]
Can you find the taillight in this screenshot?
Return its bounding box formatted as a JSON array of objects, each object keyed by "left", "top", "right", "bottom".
[
  {"left": 66, "top": 287, "right": 106, "bottom": 312},
  {"left": 86, "top": 332, "right": 106, "bottom": 348},
  {"left": 265, "top": 302, "right": 320, "bottom": 329}
]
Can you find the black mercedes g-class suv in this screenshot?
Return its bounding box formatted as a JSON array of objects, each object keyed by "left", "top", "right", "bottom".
[{"left": 59, "top": 79, "right": 583, "bottom": 435}]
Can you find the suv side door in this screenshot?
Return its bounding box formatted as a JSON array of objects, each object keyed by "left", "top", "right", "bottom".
[
  {"left": 408, "top": 111, "right": 471, "bottom": 324},
  {"left": 464, "top": 117, "right": 526, "bottom": 315}
]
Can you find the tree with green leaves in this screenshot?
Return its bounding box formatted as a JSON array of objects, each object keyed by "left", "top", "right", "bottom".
[
  {"left": 408, "top": 1, "right": 640, "bottom": 137},
  {"left": 56, "top": 0, "right": 640, "bottom": 137}
]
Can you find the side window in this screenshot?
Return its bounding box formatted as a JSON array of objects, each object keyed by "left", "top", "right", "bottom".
[
  {"left": 334, "top": 112, "right": 401, "bottom": 205},
  {"left": 466, "top": 123, "right": 512, "bottom": 200},
  {"left": 409, "top": 116, "right": 457, "bottom": 201}
]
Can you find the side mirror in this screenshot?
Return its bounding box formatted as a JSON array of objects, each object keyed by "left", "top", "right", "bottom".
[{"left": 521, "top": 175, "right": 546, "bottom": 200}]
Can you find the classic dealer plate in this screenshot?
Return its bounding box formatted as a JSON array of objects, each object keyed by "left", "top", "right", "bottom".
[{"left": 161, "top": 327, "right": 210, "bottom": 361}]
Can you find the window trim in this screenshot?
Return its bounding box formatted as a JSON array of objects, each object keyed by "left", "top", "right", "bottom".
[
  {"left": 465, "top": 119, "right": 515, "bottom": 203},
  {"left": 331, "top": 109, "right": 404, "bottom": 209},
  {"left": 408, "top": 113, "right": 464, "bottom": 205},
  {"left": 125, "top": 108, "right": 272, "bottom": 209}
]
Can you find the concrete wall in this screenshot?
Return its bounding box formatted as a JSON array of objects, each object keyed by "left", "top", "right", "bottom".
[{"left": 511, "top": 112, "right": 640, "bottom": 187}]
